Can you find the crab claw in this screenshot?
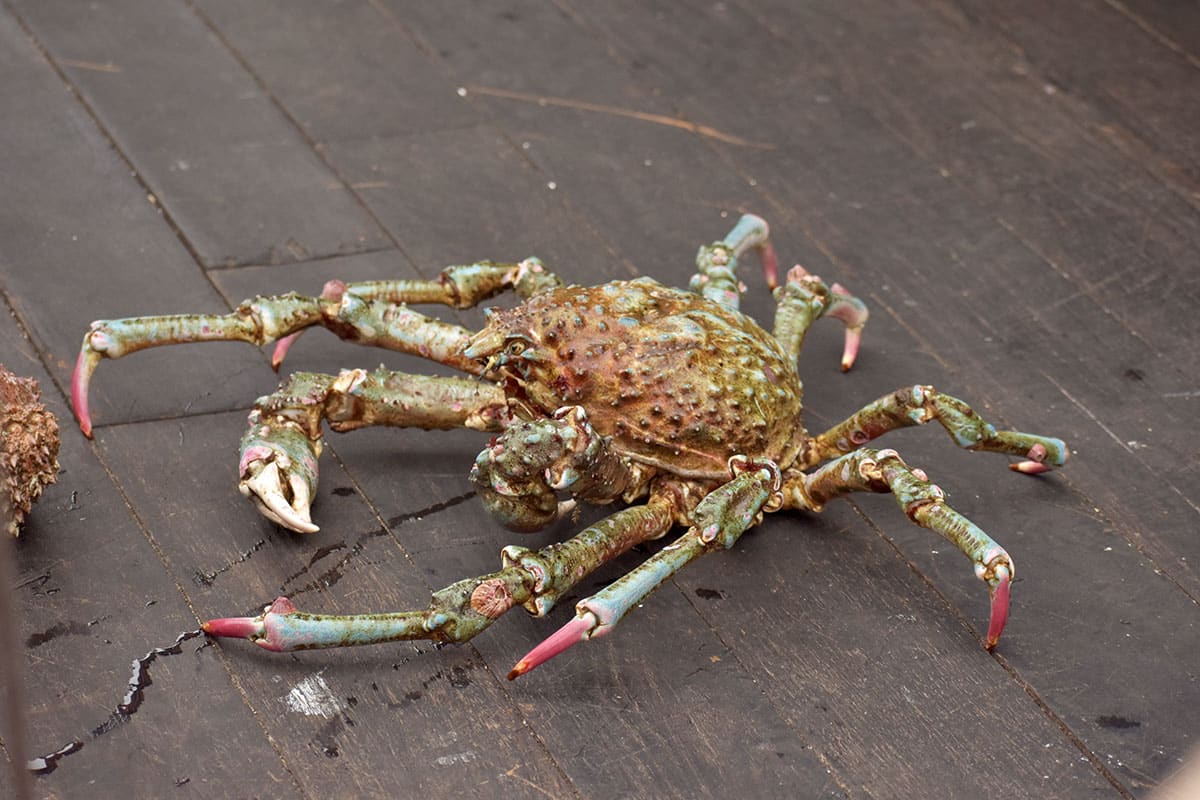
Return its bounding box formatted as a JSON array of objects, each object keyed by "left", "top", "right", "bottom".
[
  {"left": 508, "top": 611, "right": 598, "bottom": 680},
  {"left": 203, "top": 596, "right": 298, "bottom": 651},
  {"left": 241, "top": 459, "right": 318, "bottom": 533},
  {"left": 238, "top": 417, "right": 322, "bottom": 533}
]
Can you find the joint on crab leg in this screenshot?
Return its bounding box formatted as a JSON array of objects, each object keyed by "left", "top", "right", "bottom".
[
  {"left": 509, "top": 458, "right": 780, "bottom": 678},
  {"left": 721, "top": 212, "right": 778, "bottom": 289},
  {"left": 771, "top": 264, "right": 868, "bottom": 370},
  {"left": 690, "top": 214, "right": 779, "bottom": 309}
]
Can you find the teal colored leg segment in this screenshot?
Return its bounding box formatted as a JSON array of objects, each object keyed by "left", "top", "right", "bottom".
[
  {"left": 806, "top": 385, "right": 1068, "bottom": 473},
  {"left": 581, "top": 465, "right": 771, "bottom": 629}
]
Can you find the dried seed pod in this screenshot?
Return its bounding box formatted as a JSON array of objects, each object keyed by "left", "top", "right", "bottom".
[{"left": 1, "top": 365, "right": 60, "bottom": 536}]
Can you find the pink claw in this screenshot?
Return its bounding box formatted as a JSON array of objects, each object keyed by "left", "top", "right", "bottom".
[
  {"left": 271, "top": 332, "right": 303, "bottom": 371},
  {"left": 202, "top": 596, "right": 297, "bottom": 651},
  {"left": 985, "top": 567, "right": 1011, "bottom": 651},
  {"left": 758, "top": 241, "right": 780, "bottom": 290},
  {"left": 71, "top": 346, "right": 101, "bottom": 439},
  {"left": 201, "top": 614, "right": 263, "bottom": 641},
  {"left": 841, "top": 327, "right": 863, "bottom": 372},
  {"left": 508, "top": 611, "right": 597, "bottom": 680}
]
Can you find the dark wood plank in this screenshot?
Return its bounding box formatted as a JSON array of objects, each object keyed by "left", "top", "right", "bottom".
[
  {"left": 192, "top": 0, "right": 479, "bottom": 144},
  {"left": 2, "top": 305, "right": 296, "bottom": 797},
  {"left": 1120, "top": 0, "right": 1200, "bottom": 58},
  {"left": 7, "top": 0, "right": 389, "bottom": 268},
  {"left": 944, "top": 0, "right": 1200, "bottom": 201},
  {"left": 0, "top": 10, "right": 270, "bottom": 429}
]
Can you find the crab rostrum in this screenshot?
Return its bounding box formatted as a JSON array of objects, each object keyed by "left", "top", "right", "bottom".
[{"left": 72, "top": 216, "right": 1067, "bottom": 677}]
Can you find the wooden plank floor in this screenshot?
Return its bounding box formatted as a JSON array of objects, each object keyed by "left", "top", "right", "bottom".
[{"left": 2, "top": 1, "right": 1196, "bottom": 797}]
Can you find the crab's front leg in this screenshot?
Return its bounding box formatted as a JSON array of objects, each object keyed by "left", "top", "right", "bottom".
[
  {"left": 72, "top": 259, "right": 562, "bottom": 435},
  {"left": 204, "top": 492, "right": 679, "bottom": 651},
  {"left": 239, "top": 368, "right": 508, "bottom": 531}
]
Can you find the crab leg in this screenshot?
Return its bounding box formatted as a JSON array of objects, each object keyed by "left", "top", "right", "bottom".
[
  {"left": 783, "top": 447, "right": 1015, "bottom": 650},
  {"left": 203, "top": 495, "right": 677, "bottom": 650},
  {"left": 690, "top": 214, "right": 779, "bottom": 310},
  {"left": 239, "top": 368, "right": 508, "bottom": 532},
  {"left": 71, "top": 260, "right": 563, "bottom": 436},
  {"left": 804, "top": 385, "right": 1069, "bottom": 473},
  {"left": 509, "top": 457, "right": 781, "bottom": 678},
  {"left": 772, "top": 264, "right": 869, "bottom": 372}
]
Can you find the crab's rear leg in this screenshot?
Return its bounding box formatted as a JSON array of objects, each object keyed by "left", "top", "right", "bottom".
[
  {"left": 72, "top": 259, "right": 562, "bottom": 436},
  {"left": 509, "top": 456, "right": 782, "bottom": 678},
  {"left": 804, "top": 385, "right": 1069, "bottom": 473},
  {"left": 773, "top": 264, "right": 869, "bottom": 371},
  {"left": 784, "top": 448, "right": 1015, "bottom": 649},
  {"left": 203, "top": 493, "right": 677, "bottom": 650},
  {"left": 240, "top": 368, "right": 508, "bottom": 531},
  {"left": 690, "top": 214, "right": 779, "bottom": 310}
]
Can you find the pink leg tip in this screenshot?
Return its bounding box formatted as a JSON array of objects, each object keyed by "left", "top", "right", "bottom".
[
  {"left": 985, "top": 568, "right": 1011, "bottom": 651},
  {"left": 271, "top": 332, "right": 302, "bottom": 371},
  {"left": 72, "top": 347, "right": 97, "bottom": 438},
  {"left": 1010, "top": 461, "right": 1052, "bottom": 475},
  {"left": 202, "top": 616, "right": 263, "bottom": 640},
  {"left": 508, "top": 612, "right": 597, "bottom": 680},
  {"left": 758, "top": 242, "right": 780, "bottom": 291},
  {"left": 841, "top": 328, "right": 863, "bottom": 372}
]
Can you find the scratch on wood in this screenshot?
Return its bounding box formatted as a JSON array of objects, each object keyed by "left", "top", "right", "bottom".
[
  {"left": 460, "top": 84, "right": 775, "bottom": 149},
  {"left": 58, "top": 58, "right": 121, "bottom": 73}
]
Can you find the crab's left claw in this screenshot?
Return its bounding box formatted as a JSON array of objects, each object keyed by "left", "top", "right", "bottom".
[{"left": 238, "top": 413, "right": 321, "bottom": 533}]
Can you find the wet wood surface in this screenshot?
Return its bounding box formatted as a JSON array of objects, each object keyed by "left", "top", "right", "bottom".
[{"left": 1, "top": 1, "right": 1196, "bottom": 797}]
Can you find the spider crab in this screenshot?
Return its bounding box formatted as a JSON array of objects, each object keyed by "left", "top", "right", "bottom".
[{"left": 71, "top": 215, "right": 1066, "bottom": 677}]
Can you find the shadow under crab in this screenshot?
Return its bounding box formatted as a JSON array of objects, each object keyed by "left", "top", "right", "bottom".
[{"left": 70, "top": 215, "right": 1067, "bottom": 676}]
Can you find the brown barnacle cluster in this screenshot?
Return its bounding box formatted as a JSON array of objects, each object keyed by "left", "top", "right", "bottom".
[{"left": 1, "top": 365, "right": 60, "bottom": 536}]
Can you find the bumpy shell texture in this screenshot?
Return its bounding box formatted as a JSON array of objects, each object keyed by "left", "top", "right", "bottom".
[{"left": 1, "top": 365, "right": 60, "bottom": 536}]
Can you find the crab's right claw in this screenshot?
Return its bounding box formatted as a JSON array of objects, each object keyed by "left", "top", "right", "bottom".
[{"left": 238, "top": 415, "right": 321, "bottom": 533}]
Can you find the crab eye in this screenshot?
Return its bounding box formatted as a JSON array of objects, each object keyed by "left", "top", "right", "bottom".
[{"left": 506, "top": 340, "right": 527, "bottom": 357}]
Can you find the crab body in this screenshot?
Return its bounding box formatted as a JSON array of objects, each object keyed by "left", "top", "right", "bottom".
[
  {"left": 70, "top": 215, "right": 1068, "bottom": 676},
  {"left": 472, "top": 277, "right": 804, "bottom": 480}
]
